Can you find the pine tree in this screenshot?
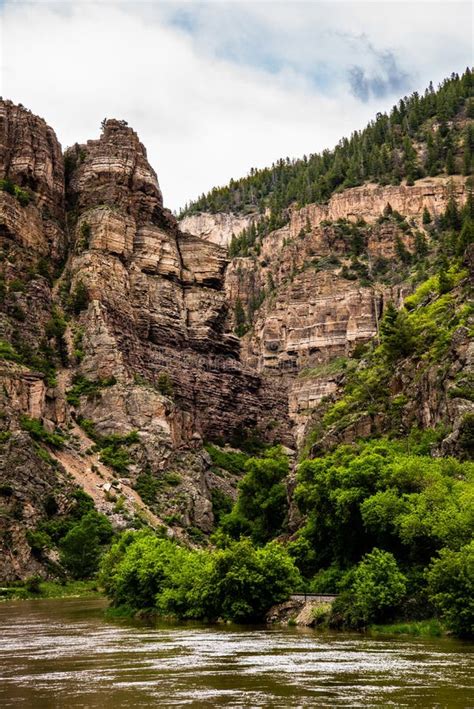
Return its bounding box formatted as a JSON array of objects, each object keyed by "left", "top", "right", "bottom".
[
  {"left": 234, "top": 298, "right": 247, "bottom": 337},
  {"left": 422, "top": 207, "right": 432, "bottom": 224},
  {"left": 414, "top": 231, "right": 428, "bottom": 258},
  {"left": 380, "top": 303, "right": 416, "bottom": 359}
]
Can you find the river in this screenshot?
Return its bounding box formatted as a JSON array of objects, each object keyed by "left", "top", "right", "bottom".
[{"left": 0, "top": 598, "right": 472, "bottom": 707}]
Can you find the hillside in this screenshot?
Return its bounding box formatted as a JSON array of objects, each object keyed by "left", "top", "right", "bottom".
[
  {"left": 0, "top": 69, "right": 472, "bottom": 633},
  {"left": 180, "top": 69, "right": 473, "bottom": 253}
]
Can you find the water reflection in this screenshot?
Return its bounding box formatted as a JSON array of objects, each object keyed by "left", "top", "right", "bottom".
[{"left": 0, "top": 598, "right": 472, "bottom": 707}]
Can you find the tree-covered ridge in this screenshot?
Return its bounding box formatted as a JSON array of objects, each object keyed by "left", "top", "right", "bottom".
[
  {"left": 230, "top": 177, "right": 473, "bottom": 337},
  {"left": 180, "top": 69, "right": 473, "bottom": 225}
]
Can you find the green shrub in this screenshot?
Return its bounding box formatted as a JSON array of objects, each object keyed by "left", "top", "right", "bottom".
[
  {"left": 205, "top": 444, "right": 249, "bottom": 475},
  {"left": 24, "top": 575, "right": 42, "bottom": 593},
  {"left": 68, "top": 281, "right": 89, "bottom": 314},
  {"left": 427, "top": 542, "right": 474, "bottom": 638},
  {"left": 345, "top": 548, "right": 407, "bottom": 626},
  {"left": 100, "top": 533, "right": 301, "bottom": 623},
  {"left": 134, "top": 472, "right": 162, "bottom": 506},
  {"left": 26, "top": 529, "right": 51, "bottom": 556},
  {"left": 20, "top": 416, "right": 65, "bottom": 449},
  {"left": 100, "top": 446, "right": 131, "bottom": 474},
  {"left": 66, "top": 375, "right": 116, "bottom": 406},
  {"left": 211, "top": 488, "right": 233, "bottom": 526},
  {"left": 60, "top": 510, "right": 113, "bottom": 579},
  {"left": 0, "top": 339, "right": 21, "bottom": 362},
  {"left": 156, "top": 371, "right": 174, "bottom": 397},
  {"left": 0, "top": 178, "right": 31, "bottom": 206},
  {"left": 220, "top": 447, "right": 289, "bottom": 545}
]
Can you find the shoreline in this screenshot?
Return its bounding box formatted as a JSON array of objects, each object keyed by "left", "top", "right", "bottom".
[
  {"left": 0, "top": 586, "right": 451, "bottom": 639},
  {"left": 0, "top": 579, "right": 104, "bottom": 602}
]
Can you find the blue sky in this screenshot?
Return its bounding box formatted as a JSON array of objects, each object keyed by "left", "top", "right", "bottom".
[{"left": 0, "top": 1, "right": 472, "bottom": 210}]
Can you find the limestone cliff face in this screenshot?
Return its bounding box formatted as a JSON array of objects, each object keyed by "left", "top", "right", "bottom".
[
  {"left": 288, "top": 177, "right": 466, "bottom": 238},
  {"left": 65, "top": 120, "right": 289, "bottom": 448},
  {"left": 223, "top": 177, "right": 468, "bottom": 442},
  {"left": 179, "top": 211, "right": 257, "bottom": 247},
  {"left": 0, "top": 106, "right": 291, "bottom": 579}
]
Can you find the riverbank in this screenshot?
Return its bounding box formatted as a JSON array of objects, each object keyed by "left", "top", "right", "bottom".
[
  {"left": 0, "top": 579, "right": 103, "bottom": 601},
  {"left": 369, "top": 619, "right": 446, "bottom": 637},
  {"left": 266, "top": 598, "right": 448, "bottom": 638},
  {"left": 1, "top": 585, "right": 449, "bottom": 639}
]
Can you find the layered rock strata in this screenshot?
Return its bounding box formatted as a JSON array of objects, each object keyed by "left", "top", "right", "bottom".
[{"left": 180, "top": 211, "right": 257, "bottom": 247}]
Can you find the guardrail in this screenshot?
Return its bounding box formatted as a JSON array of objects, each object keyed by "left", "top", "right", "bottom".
[{"left": 289, "top": 593, "right": 338, "bottom": 602}]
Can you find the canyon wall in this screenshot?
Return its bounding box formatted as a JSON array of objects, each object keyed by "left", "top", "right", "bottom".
[
  {"left": 0, "top": 104, "right": 291, "bottom": 579},
  {"left": 180, "top": 211, "right": 257, "bottom": 247},
  {"left": 222, "top": 177, "right": 468, "bottom": 441}
]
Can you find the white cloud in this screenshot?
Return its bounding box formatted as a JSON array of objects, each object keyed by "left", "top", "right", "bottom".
[{"left": 0, "top": 1, "right": 471, "bottom": 211}]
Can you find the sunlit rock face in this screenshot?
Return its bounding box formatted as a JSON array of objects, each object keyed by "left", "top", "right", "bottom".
[
  {"left": 220, "top": 177, "right": 467, "bottom": 442},
  {"left": 65, "top": 118, "right": 290, "bottom": 449},
  {"left": 180, "top": 211, "right": 258, "bottom": 247}
]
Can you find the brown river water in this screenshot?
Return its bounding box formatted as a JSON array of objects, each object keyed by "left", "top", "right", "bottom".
[{"left": 0, "top": 598, "right": 472, "bottom": 707}]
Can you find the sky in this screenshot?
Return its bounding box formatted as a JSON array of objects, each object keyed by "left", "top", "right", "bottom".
[{"left": 0, "top": 1, "right": 472, "bottom": 212}]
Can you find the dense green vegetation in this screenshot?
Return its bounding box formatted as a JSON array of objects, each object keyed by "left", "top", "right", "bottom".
[
  {"left": 181, "top": 70, "right": 473, "bottom": 258},
  {"left": 289, "top": 438, "right": 473, "bottom": 634},
  {"left": 99, "top": 436, "right": 473, "bottom": 635},
  {"left": 219, "top": 447, "right": 289, "bottom": 544},
  {"left": 26, "top": 489, "right": 113, "bottom": 579},
  {"left": 100, "top": 532, "right": 300, "bottom": 623}
]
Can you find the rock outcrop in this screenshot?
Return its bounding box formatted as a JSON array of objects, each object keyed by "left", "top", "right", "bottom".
[
  {"left": 222, "top": 177, "right": 468, "bottom": 442},
  {"left": 65, "top": 119, "right": 290, "bottom": 449},
  {"left": 179, "top": 211, "right": 257, "bottom": 247},
  {"left": 0, "top": 104, "right": 292, "bottom": 578}
]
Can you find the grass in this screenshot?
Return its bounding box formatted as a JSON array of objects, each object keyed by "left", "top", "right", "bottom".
[
  {"left": 0, "top": 579, "right": 103, "bottom": 601},
  {"left": 369, "top": 619, "right": 445, "bottom": 637}
]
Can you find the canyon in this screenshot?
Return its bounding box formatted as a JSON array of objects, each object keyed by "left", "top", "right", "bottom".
[
  {"left": 183, "top": 176, "right": 468, "bottom": 442},
  {"left": 0, "top": 98, "right": 472, "bottom": 580}
]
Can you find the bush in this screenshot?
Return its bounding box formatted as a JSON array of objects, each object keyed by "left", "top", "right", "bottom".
[
  {"left": 60, "top": 510, "right": 113, "bottom": 579},
  {"left": 211, "top": 488, "right": 233, "bottom": 526},
  {"left": 134, "top": 472, "right": 162, "bottom": 506},
  {"left": 426, "top": 542, "right": 474, "bottom": 638},
  {"left": 20, "top": 416, "right": 65, "bottom": 449},
  {"left": 26, "top": 529, "right": 51, "bottom": 557},
  {"left": 346, "top": 548, "right": 407, "bottom": 626},
  {"left": 220, "top": 447, "right": 289, "bottom": 545},
  {"left": 100, "top": 533, "right": 301, "bottom": 623},
  {"left": 69, "top": 281, "right": 89, "bottom": 314},
  {"left": 205, "top": 444, "right": 249, "bottom": 475},
  {"left": 156, "top": 371, "right": 173, "bottom": 397},
  {"left": 0, "top": 178, "right": 31, "bottom": 206},
  {"left": 203, "top": 539, "right": 301, "bottom": 622},
  {"left": 25, "top": 575, "right": 42, "bottom": 593},
  {"left": 66, "top": 375, "right": 116, "bottom": 406}
]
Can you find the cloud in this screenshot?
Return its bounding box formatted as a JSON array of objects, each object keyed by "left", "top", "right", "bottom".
[
  {"left": 0, "top": 1, "right": 472, "bottom": 211},
  {"left": 348, "top": 43, "right": 411, "bottom": 102}
]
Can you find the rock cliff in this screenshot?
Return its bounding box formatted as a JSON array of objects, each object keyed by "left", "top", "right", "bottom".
[
  {"left": 0, "top": 104, "right": 290, "bottom": 580},
  {"left": 180, "top": 211, "right": 257, "bottom": 247},
  {"left": 220, "top": 177, "right": 468, "bottom": 442},
  {"left": 0, "top": 97, "right": 471, "bottom": 581}
]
